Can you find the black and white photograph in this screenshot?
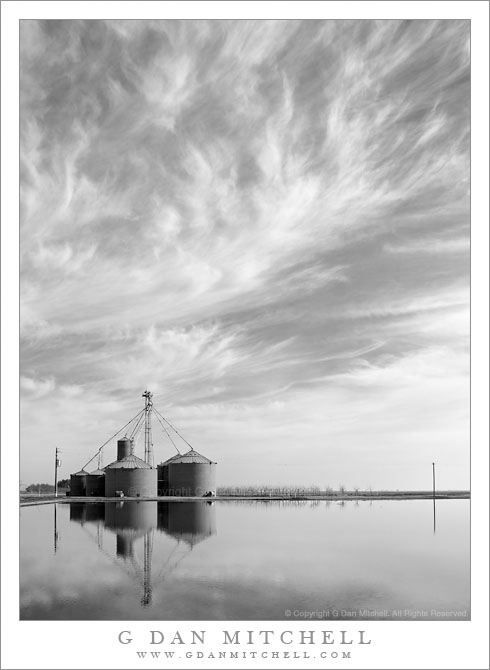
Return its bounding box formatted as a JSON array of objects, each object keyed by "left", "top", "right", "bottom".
[{"left": 2, "top": 3, "right": 489, "bottom": 669}]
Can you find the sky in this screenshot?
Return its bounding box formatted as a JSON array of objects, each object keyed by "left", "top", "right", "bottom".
[{"left": 20, "top": 19, "right": 470, "bottom": 490}]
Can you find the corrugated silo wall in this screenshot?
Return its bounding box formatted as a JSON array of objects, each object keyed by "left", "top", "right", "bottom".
[
  {"left": 167, "top": 463, "right": 216, "bottom": 496},
  {"left": 105, "top": 469, "right": 157, "bottom": 497},
  {"left": 70, "top": 474, "right": 86, "bottom": 496},
  {"left": 85, "top": 474, "right": 105, "bottom": 496},
  {"left": 157, "top": 464, "right": 171, "bottom": 495}
]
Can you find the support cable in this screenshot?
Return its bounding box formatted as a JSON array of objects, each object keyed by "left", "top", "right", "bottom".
[
  {"left": 81, "top": 408, "right": 146, "bottom": 471},
  {"left": 129, "top": 412, "right": 145, "bottom": 441},
  {"left": 153, "top": 411, "right": 181, "bottom": 454},
  {"left": 153, "top": 406, "right": 194, "bottom": 451}
]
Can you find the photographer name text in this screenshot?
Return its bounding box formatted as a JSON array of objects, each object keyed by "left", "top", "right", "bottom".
[{"left": 119, "top": 629, "right": 371, "bottom": 660}]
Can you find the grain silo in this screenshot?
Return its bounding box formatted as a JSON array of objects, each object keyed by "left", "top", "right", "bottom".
[
  {"left": 159, "top": 449, "right": 217, "bottom": 497},
  {"left": 105, "top": 439, "right": 157, "bottom": 497},
  {"left": 70, "top": 469, "right": 88, "bottom": 496},
  {"left": 157, "top": 453, "right": 181, "bottom": 494},
  {"left": 85, "top": 468, "right": 106, "bottom": 496}
]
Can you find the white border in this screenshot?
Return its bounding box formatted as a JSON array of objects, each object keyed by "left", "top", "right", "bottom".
[{"left": 2, "top": 3, "right": 488, "bottom": 669}]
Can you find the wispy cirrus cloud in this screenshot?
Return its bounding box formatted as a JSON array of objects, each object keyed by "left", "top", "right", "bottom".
[{"left": 20, "top": 19, "right": 469, "bottom": 488}]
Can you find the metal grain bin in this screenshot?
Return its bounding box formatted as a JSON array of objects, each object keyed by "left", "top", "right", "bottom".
[
  {"left": 70, "top": 469, "right": 88, "bottom": 496},
  {"left": 157, "top": 453, "right": 181, "bottom": 494},
  {"left": 164, "top": 449, "right": 217, "bottom": 497},
  {"left": 117, "top": 438, "right": 132, "bottom": 461},
  {"left": 104, "top": 455, "right": 157, "bottom": 497},
  {"left": 85, "top": 468, "right": 106, "bottom": 496}
]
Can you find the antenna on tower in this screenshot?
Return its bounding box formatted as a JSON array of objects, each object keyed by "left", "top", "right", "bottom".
[{"left": 142, "top": 390, "right": 154, "bottom": 466}]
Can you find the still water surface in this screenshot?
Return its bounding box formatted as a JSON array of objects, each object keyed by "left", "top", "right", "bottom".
[{"left": 20, "top": 499, "right": 469, "bottom": 620}]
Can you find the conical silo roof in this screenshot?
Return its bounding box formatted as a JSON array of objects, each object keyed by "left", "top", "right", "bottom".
[
  {"left": 168, "top": 449, "right": 216, "bottom": 464},
  {"left": 105, "top": 454, "right": 153, "bottom": 469},
  {"left": 160, "top": 453, "right": 183, "bottom": 466}
]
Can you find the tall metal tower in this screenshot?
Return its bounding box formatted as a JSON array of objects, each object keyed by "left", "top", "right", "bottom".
[{"left": 142, "top": 390, "right": 154, "bottom": 466}]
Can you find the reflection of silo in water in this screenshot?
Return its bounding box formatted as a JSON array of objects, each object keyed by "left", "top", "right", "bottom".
[
  {"left": 157, "top": 502, "right": 217, "bottom": 547},
  {"left": 69, "top": 502, "right": 86, "bottom": 522},
  {"left": 116, "top": 534, "right": 133, "bottom": 559},
  {"left": 104, "top": 501, "right": 157, "bottom": 607},
  {"left": 83, "top": 503, "right": 105, "bottom": 523},
  {"left": 105, "top": 501, "right": 157, "bottom": 559},
  {"left": 104, "top": 501, "right": 157, "bottom": 560},
  {"left": 69, "top": 502, "right": 106, "bottom": 526},
  {"left": 104, "top": 501, "right": 157, "bottom": 535}
]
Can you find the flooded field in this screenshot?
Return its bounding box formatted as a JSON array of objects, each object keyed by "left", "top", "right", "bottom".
[{"left": 20, "top": 499, "right": 470, "bottom": 620}]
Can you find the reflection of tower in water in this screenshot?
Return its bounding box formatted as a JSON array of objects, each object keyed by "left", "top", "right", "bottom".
[
  {"left": 105, "top": 501, "right": 157, "bottom": 606},
  {"left": 68, "top": 501, "right": 216, "bottom": 609}
]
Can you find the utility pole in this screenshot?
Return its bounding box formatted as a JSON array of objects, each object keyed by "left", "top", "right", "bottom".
[
  {"left": 54, "top": 447, "right": 61, "bottom": 498},
  {"left": 432, "top": 462, "right": 437, "bottom": 535}
]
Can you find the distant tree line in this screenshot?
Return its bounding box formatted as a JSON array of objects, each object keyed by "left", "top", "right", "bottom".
[
  {"left": 216, "top": 486, "right": 416, "bottom": 497},
  {"left": 25, "top": 479, "right": 70, "bottom": 493},
  {"left": 216, "top": 485, "right": 356, "bottom": 497},
  {"left": 25, "top": 483, "right": 55, "bottom": 493}
]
